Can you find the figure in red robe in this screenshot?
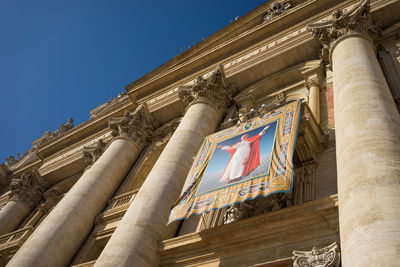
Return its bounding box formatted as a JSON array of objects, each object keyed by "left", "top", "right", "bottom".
[{"left": 217, "top": 125, "right": 270, "bottom": 183}]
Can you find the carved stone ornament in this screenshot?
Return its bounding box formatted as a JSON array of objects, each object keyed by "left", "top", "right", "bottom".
[
  {"left": 292, "top": 242, "right": 340, "bottom": 267},
  {"left": 304, "top": 77, "right": 320, "bottom": 90},
  {"left": 82, "top": 139, "right": 108, "bottom": 167},
  {"left": 178, "top": 64, "right": 237, "bottom": 115},
  {"left": 108, "top": 103, "right": 154, "bottom": 143},
  {"left": 263, "top": 1, "right": 293, "bottom": 22},
  {"left": 223, "top": 202, "right": 254, "bottom": 224},
  {"left": 307, "top": 0, "right": 380, "bottom": 64},
  {"left": 9, "top": 168, "right": 47, "bottom": 209}
]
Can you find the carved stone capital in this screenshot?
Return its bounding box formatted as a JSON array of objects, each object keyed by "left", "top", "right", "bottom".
[
  {"left": 307, "top": 0, "right": 380, "bottom": 64},
  {"left": 293, "top": 242, "right": 340, "bottom": 267},
  {"left": 82, "top": 139, "right": 108, "bottom": 167},
  {"left": 178, "top": 64, "right": 236, "bottom": 115},
  {"left": 9, "top": 168, "right": 47, "bottom": 209},
  {"left": 108, "top": 103, "right": 154, "bottom": 144},
  {"left": 304, "top": 77, "right": 320, "bottom": 90}
]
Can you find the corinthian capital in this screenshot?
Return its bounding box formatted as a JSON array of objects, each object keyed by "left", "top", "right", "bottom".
[
  {"left": 178, "top": 64, "right": 236, "bottom": 115},
  {"left": 304, "top": 77, "right": 320, "bottom": 89},
  {"left": 108, "top": 103, "right": 154, "bottom": 144},
  {"left": 307, "top": 0, "right": 379, "bottom": 64},
  {"left": 293, "top": 242, "right": 340, "bottom": 267},
  {"left": 82, "top": 139, "right": 108, "bottom": 167},
  {"left": 10, "top": 168, "right": 47, "bottom": 209}
]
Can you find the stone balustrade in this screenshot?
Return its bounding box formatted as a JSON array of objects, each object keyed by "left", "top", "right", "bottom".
[
  {"left": 0, "top": 227, "right": 33, "bottom": 265},
  {"left": 95, "top": 190, "right": 139, "bottom": 224}
]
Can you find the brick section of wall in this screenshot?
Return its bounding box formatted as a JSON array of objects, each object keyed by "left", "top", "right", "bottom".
[{"left": 326, "top": 86, "right": 335, "bottom": 127}]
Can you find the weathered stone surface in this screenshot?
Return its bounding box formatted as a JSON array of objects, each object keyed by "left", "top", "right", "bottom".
[
  {"left": 307, "top": 0, "right": 379, "bottom": 64},
  {"left": 292, "top": 242, "right": 340, "bottom": 267},
  {"left": 178, "top": 64, "right": 236, "bottom": 115},
  {"left": 108, "top": 103, "right": 154, "bottom": 143}
]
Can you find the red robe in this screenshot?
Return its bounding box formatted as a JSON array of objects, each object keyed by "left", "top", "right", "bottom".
[{"left": 220, "top": 134, "right": 261, "bottom": 182}]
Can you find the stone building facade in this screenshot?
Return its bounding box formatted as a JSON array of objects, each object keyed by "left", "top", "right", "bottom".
[{"left": 0, "top": 0, "right": 399, "bottom": 266}]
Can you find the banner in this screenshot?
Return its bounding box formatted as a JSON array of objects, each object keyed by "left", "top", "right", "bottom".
[{"left": 168, "top": 100, "right": 301, "bottom": 224}]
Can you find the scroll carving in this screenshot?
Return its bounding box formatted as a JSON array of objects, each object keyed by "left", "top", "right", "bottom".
[
  {"left": 82, "top": 139, "right": 108, "bottom": 167},
  {"left": 178, "top": 64, "right": 236, "bottom": 115},
  {"left": 108, "top": 103, "right": 154, "bottom": 143},
  {"left": 263, "top": 1, "right": 293, "bottom": 22},
  {"left": 9, "top": 168, "right": 47, "bottom": 209},
  {"left": 304, "top": 77, "right": 320, "bottom": 90},
  {"left": 293, "top": 242, "right": 340, "bottom": 267},
  {"left": 307, "top": 0, "right": 379, "bottom": 64}
]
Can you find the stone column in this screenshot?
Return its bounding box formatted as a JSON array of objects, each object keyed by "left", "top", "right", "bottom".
[
  {"left": 0, "top": 168, "right": 46, "bottom": 235},
  {"left": 8, "top": 104, "right": 154, "bottom": 267},
  {"left": 95, "top": 65, "right": 235, "bottom": 267},
  {"left": 308, "top": 1, "right": 400, "bottom": 266},
  {"left": 305, "top": 78, "right": 321, "bottom": 124}
]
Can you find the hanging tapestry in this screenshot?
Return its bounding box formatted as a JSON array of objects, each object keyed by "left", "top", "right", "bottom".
[{"left": 167, "top": 100, "right": 301, "bottom": 224}]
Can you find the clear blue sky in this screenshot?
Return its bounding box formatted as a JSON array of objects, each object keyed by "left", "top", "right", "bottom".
[{"left": 0, "top": 0, "right": 267, "bottom": 163}]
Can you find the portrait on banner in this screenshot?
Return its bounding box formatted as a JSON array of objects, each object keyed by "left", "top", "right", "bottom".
[
  {"left": 168, "top": 100, "right": 301, "bottom": 224},
  {"left": 196, "top": 120, "right": 278, "bottom": 196}
]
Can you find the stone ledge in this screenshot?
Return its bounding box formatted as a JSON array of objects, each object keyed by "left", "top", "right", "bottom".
[{"left": 159, "top": 194, "right": 338, "bottom": 266}]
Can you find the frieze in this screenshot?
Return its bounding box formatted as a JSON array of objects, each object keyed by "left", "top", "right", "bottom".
[
  {"left": 9, "top": 168, "right": 47, "bottom": 209},
  {"left": 39, "top": 132, "right": 111, "bottom": 171}
]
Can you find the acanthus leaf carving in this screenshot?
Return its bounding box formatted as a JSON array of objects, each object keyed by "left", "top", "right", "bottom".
[
  {"left": 82, "top": 139, "right": 108, "bottom": 167},
  {"left": 108, "top": 103, "right": 154, "bottom": 144},
  {"left": 307, "top": 0, "right": 380, "bottom": 64},
  {"left": 9, "top": 168, "right": 47, "bottom": 209},
  {"left": 292, "top": 242, "right": 340, "bottom": 267},
  {"left": 178, "top": 64, "right": 237, "bottom": 115}
]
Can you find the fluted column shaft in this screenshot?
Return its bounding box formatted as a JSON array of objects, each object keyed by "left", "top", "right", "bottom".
[
  {"left": 95, "top": 101, "right": 222, "bottom": 266},
  {"left": 8, "top": 137, "right": 142, "bottom": 267},
  {"left": 332, "top": 34, "right": 400, "bottom": 266},
  {"left": 0, "top": 200, "right": 29, "bottom": 235}
]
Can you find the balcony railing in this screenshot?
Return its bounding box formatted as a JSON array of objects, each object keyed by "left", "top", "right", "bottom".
[
  {"left": 0, "top": 227, "right": 34, "bottom": 265},
  {"left": 95, "top": 189, "right": 138, "bottom": 224}
]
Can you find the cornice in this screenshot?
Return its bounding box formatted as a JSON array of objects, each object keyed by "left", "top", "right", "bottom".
[
  {"left": 160, "top": 195, "right": 339, "bottom": 265},
  {"left": 127, "top": 0, "right": 400, "bottom": 110},
  {"left": 126, "top": 0, "right": 342, "bottom": 100},
  {"left": 37, "top": 98, "right": 135, "bottom": 160}
]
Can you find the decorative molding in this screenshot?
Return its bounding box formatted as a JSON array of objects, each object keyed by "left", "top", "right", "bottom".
[
  {"left": 223, "top": 202, "right": 254, "bottom": 225},
  {"left": 178, "top": 64, "right": 236, "bottom": 115},
  {"left": 292, "top": 242, "right": 340, "bottom": 267},
  {"left": 307, "top": 0, "right": 380, "bottom": 64},
  {"left": 108, "top": 103, "right": 154, "bottom": 144},
  {"left": 90, "top": 91, "right": 128, "bottom": 119},
  {"left": 32, "top": 118, "right": 75, "bottom": 150},
  {"left": 82, "top": 139, "right": 108, "bottom": 167},
  {"left": 9, "top": 168, "right": 47, "bottom": 209},
  {"left": 274, "top": 91, "right": 287, "bottom": 106},
  {"left": 263, "top": 1, "right": 293, "bottom": 22},
  {"left": 304, "top": 77, "right": 320, "bottom": 90}
]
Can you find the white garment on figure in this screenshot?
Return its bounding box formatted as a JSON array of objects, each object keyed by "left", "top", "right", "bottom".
[{"left": 220, "top": 140, "right": 251, "bottom": 182}]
